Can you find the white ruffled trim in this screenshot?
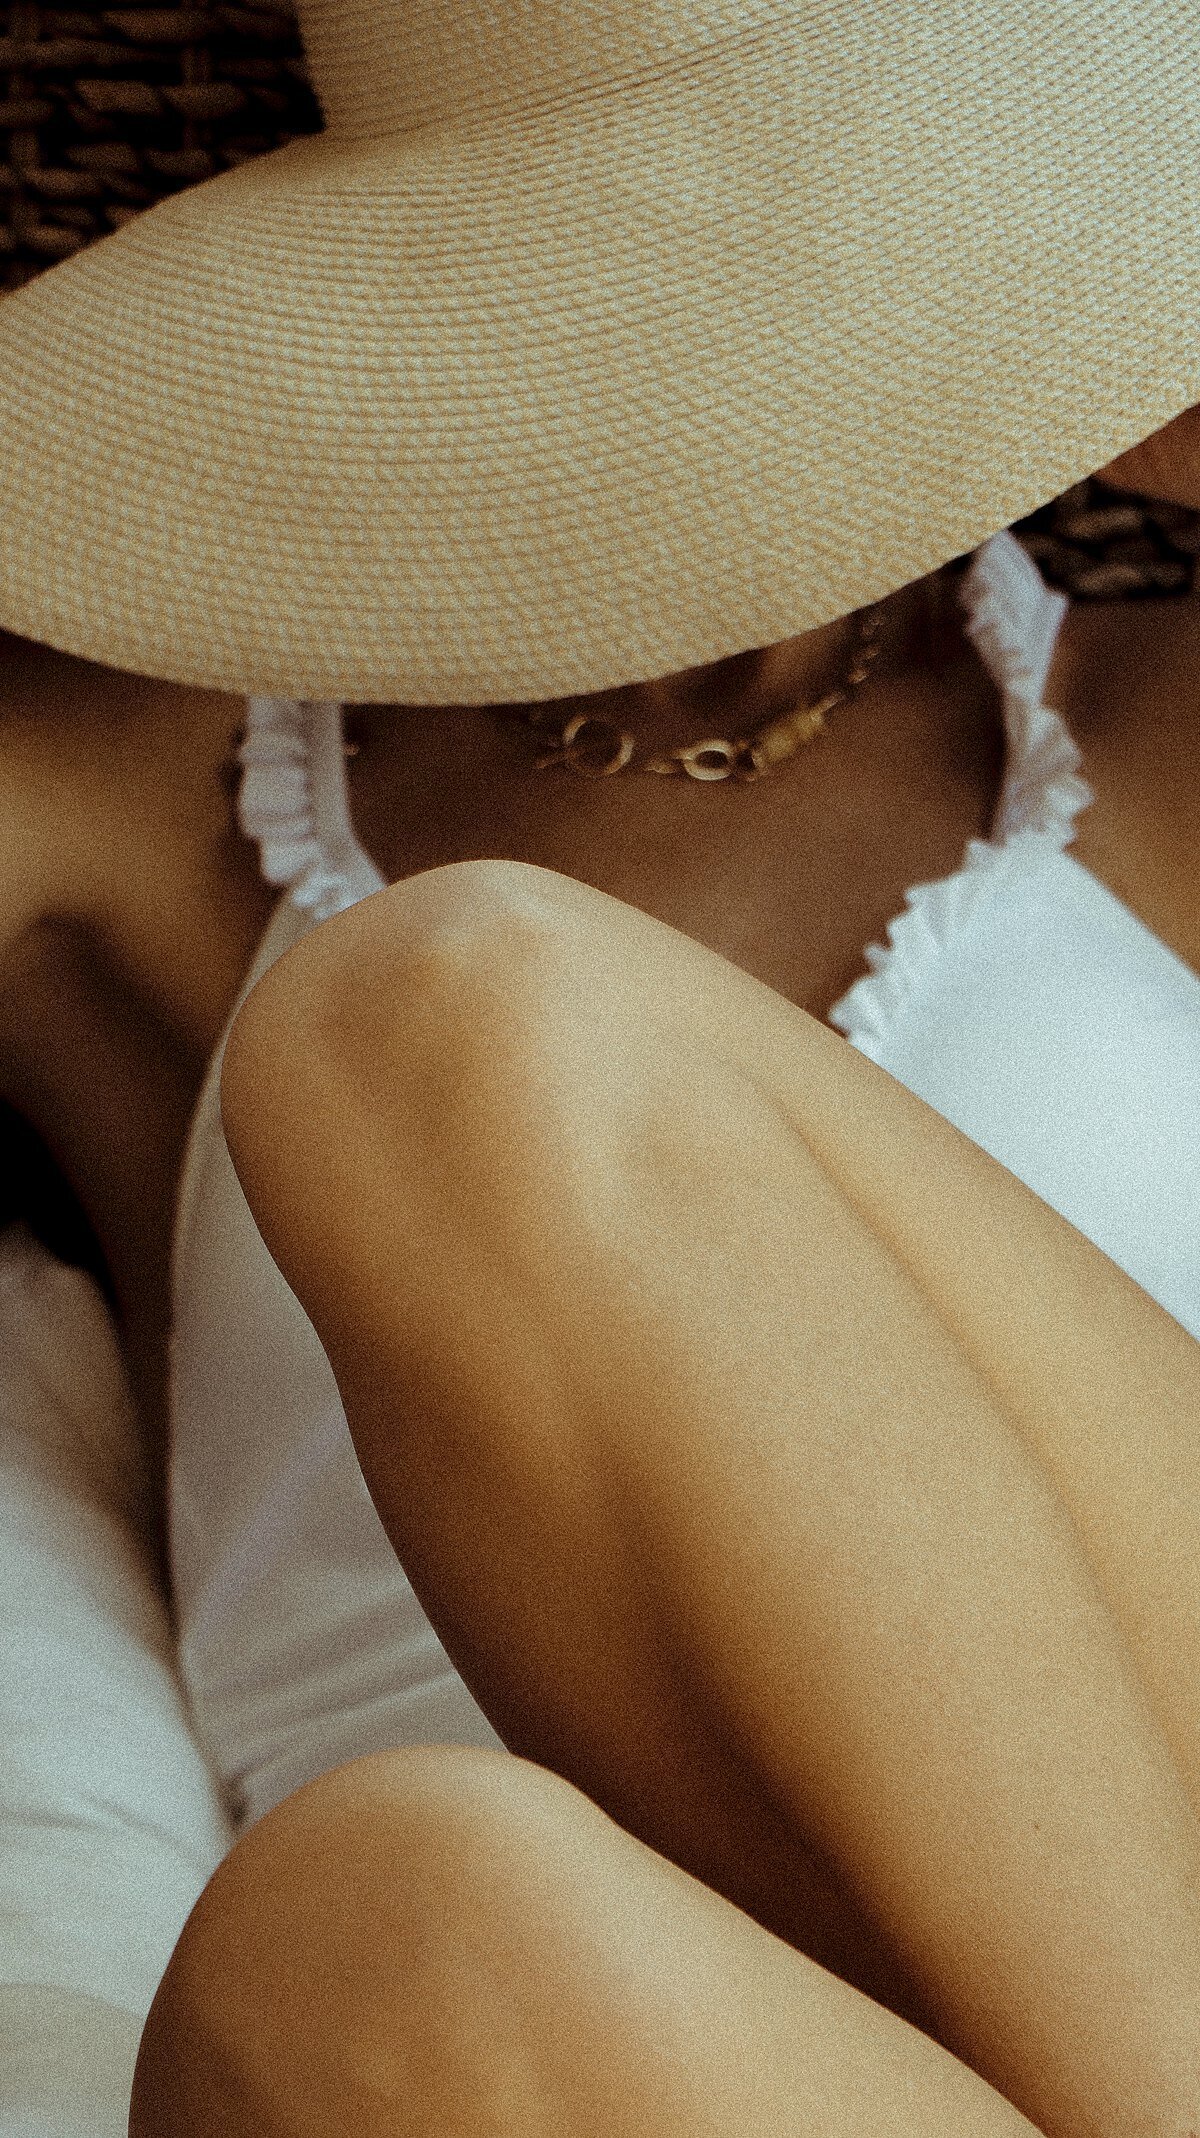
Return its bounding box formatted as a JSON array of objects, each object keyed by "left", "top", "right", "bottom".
[
  {"left": 829, "top": 528, "right": 1097, "bottom": 1057},
  {"left": 236, "top": 697, "right": 360, "bottom": 924},
  {"left": 960, "top": 529, "right": 1096, "bottom": 846}
]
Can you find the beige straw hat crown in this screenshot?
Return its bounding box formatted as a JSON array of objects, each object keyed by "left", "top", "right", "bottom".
[{"left": 0, "top": 0, "right": 1198, "bottom": 706}]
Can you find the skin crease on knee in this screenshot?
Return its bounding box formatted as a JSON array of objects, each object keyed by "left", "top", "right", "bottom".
[{"left": 7, "top": 404, "right": 1197, "bottom": 2138}]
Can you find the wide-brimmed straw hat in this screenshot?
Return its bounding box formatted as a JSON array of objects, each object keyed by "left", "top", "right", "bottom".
[{"left": 0, "top": 1, "right": 1198, "bottom": 706}]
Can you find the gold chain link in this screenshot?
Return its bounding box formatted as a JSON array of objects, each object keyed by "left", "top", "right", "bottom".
[{"left": 500, "top": 603, "right": 889, "bottom": 783}]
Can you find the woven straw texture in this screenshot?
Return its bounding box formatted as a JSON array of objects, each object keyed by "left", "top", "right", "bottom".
[{"left": 2, "top": 0, "right": 1199, "bottom": 706}]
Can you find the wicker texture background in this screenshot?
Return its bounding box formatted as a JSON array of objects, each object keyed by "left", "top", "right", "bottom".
[
  {"left": 2, "top": 0, "right": 1199, "bottom": 605},
  {"left": 1, "top": 0, "right": 322, "bottom": 283}
]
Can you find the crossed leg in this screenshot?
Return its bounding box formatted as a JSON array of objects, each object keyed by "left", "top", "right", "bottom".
[
  {"left": 179, "top": 857, "right": 1200, "bottom": 2138},
  {"left": 131, "top": 1746, "right": 1044, "bottom": 2138}
]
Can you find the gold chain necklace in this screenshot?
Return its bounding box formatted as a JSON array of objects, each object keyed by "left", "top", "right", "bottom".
[
  {"left": 493, "top": 601, "right": 889, "bottom": 783},
  {"left": 236, "top": 601, "right": 890, "bottom": 783}
]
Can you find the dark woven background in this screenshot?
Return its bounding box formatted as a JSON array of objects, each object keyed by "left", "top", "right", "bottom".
[{"left": 1, "top": 0, "right": 323, "bottom": 280}]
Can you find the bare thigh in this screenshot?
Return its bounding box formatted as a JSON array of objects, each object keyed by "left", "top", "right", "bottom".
[
  {"left": 130, "top": 1746, "right": 1044, "bottom": 2138},
  {"left": 226, "top": 857, "right": 1200, "bottom": 1816},
  {"left": 216, "top": 860, "right": 1200, "bottom": 2138}
]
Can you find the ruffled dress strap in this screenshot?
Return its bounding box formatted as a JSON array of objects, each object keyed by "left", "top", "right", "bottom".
[
  {"left": 828, "top": 528, "right": 1097, "bottom": 1054},
  {"left": 235, "top": 697, "right": 380, "bottom": 924},
  {"left": 960, "top": 528, "right": 1096, "bottom": 846},
  {"left": 170, "top": 695, "right": 386, "bottom": 1319}
]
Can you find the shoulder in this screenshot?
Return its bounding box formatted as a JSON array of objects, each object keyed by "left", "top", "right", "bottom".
[
  {"left": 0, "top": 628, "right": 187, "bottom": 1068},
  {"left": 0, "top": 624, "right": 151, "bottom": 964},
  {"left": 0, "top": 631, "right": 283, "bottom": 1096},
  {"left": 1061, "top": 588, "right": 1200, "bottom": 796},
  {"left": 0, "top": 622, "right": 250, "bottom": 963},
  {"left": 1055, "top": 591, "right": 1200, "bottom": 970},
  {"left": 0, "top": 630, "right": 70, "bottom": 984}
]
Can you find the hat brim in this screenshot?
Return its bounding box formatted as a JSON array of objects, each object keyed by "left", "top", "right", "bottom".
[{"left": 2, "top": 10, "right": 1199, "bottom": 702}]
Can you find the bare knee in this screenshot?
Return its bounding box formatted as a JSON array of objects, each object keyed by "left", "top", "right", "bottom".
[
  {"left": 221, "top": 851, "right": 733, "bottom": 1168},
  {"left": 222, "top": 856, "right": 587, "bottom": 1100},
  {"left": 218, "top": 858, "right": 615, "bottom": 1271},
  {"left": 220, "top": 851, "right": 748, "bottom": 1301},
  {"left": 129, "top": 1746, "right": 654, "bottom": 2138}
]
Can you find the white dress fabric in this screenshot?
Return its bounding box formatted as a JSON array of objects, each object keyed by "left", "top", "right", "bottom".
[
  {"left": 167, "top": 526, "right": 1200, "bottom": 1839},
  {"left": 169, "top": 702, "right": 507, "bottom": 1841},
  {"left": 829, "top": 530, "right": 1200, "bottom": 1340}
]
